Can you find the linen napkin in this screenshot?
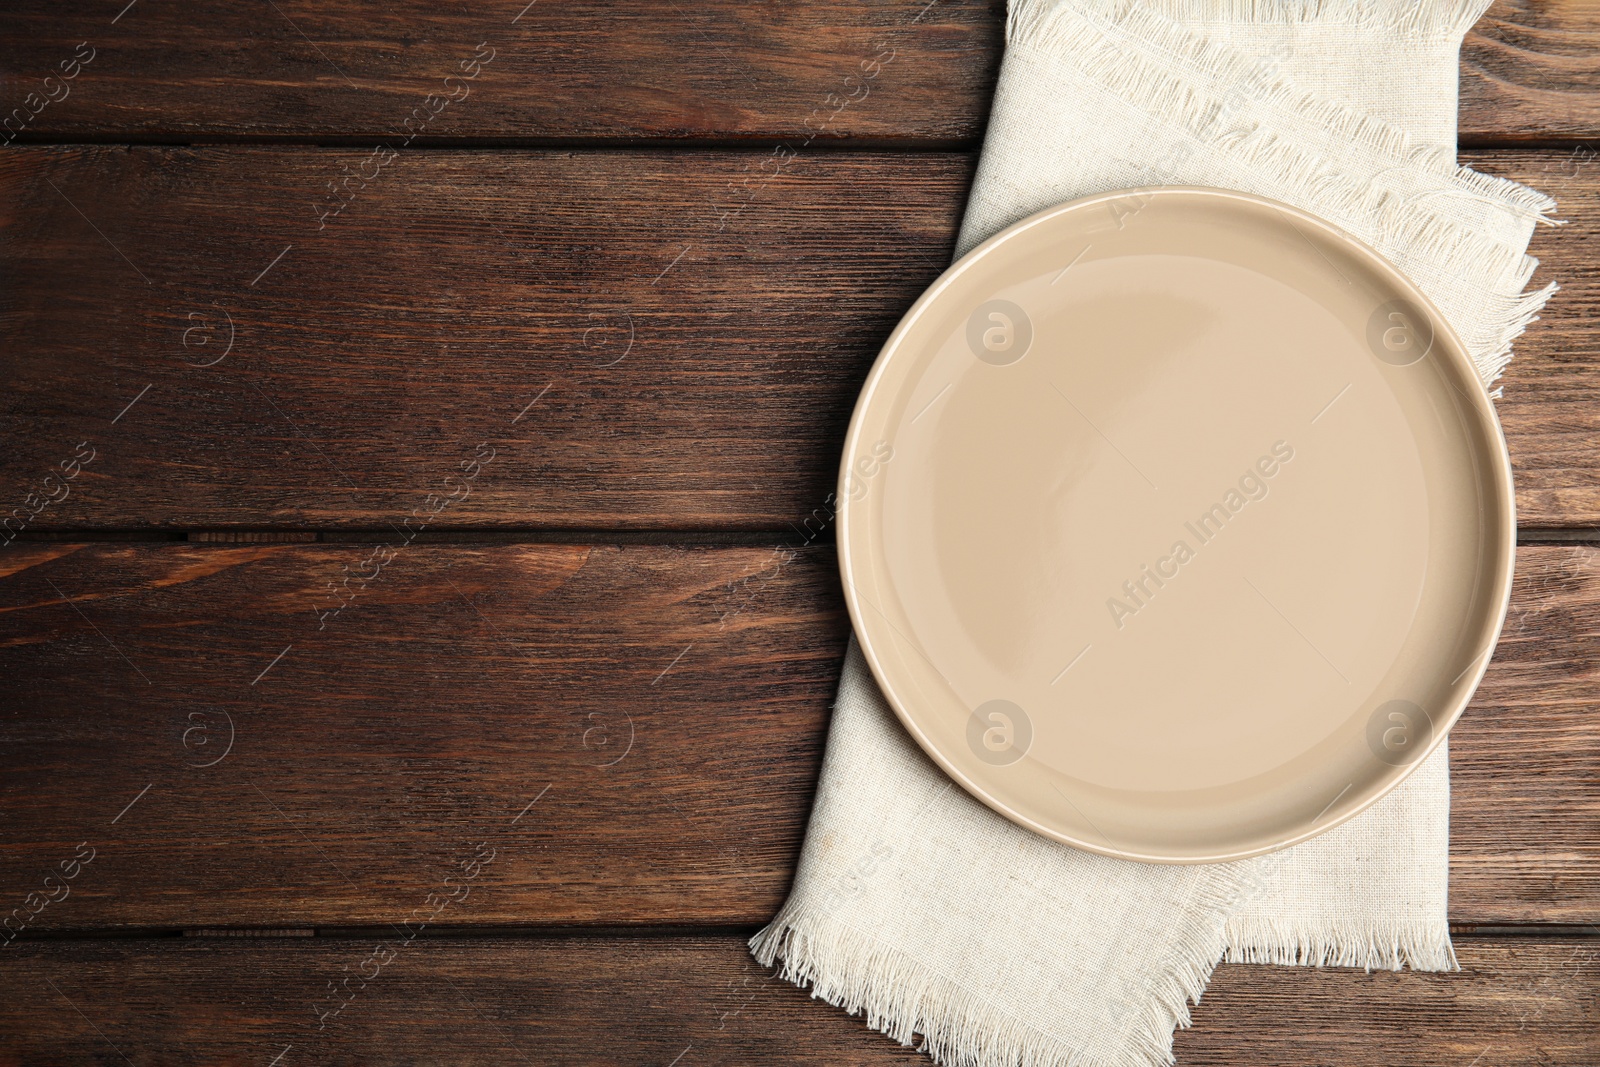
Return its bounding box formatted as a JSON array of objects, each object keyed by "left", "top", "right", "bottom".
[{"left": 751, "top": 2, "right": 1557, "bottom": 1065}]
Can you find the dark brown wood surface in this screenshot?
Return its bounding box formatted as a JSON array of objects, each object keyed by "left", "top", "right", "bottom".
[
  {"left": 1482, "top": 149, "right": 1600, "bottom": 528},
  {"left": 0, "top": 936, "right": 1592, "bottom": 1065},
  {"left": 0, "top": 541, "right": 1594, "bottom": 928},
  {"left": 0, "top": 541, "right": 847, "bottom": 929},
  {"left": 1463, "top": 0, "right": 1600, "bottom": 143},
  {"left": 1, "top": 2, "right": 1596, "bottom": 1063},
  {"left": 1, "top": 1, "right": 1596, "bottom": 144},
  {"left": 0, "top": 146, "right": 964, "bottom": 531},
  {"left": 1, "top": 148, "right": 1596, "bottom": 529}
]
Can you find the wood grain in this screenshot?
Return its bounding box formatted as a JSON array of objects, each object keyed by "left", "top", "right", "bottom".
[
  {"left": 1479, "top": 149, "right": 1600, "bottom": 527},
  {"left": 0, "top": 145, "right": 963, "bottom": 532},
  {"left": 0, "top": 0, "right": 1002, "bottom": 146},
  {"left": 1462, "top": 0, "right": 1600, "bottom": 144},
  {"left": 0, "top": 935, "right": 1592, "bottom": 1065},
  {"left": 0, "top": 540, "right": 849, "bottom": 929},
  {"left": 0, "top": 541, "right": 1593, "bottom": 929},
  {"left": 1, "top": 148, "right": 1596, "bottom": 529},
  {"left": 1452, "top": 543, "right": 1600, "bottom": 922},
  {"left": 0, "top": 5, "right": 1592, "bottom": 1062},
  {"left": 1178, "top": 937, "right": 1599, "bottom": 1066},
  {"left": 0, "top": 2, "right": 1595, "bottom": 144}
]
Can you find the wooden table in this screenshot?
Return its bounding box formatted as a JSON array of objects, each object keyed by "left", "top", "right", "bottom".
[{"left": 0, "top": 2, "right": 1595, "bottom": 1063}]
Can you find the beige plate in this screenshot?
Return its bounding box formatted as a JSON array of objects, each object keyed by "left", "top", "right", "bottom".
[{"left": 838, "top": 187, "right": 1514, "bottom": 864}]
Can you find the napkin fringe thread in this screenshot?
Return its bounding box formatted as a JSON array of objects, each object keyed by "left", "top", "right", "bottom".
[
  {"left": 1051, "top": 0, "right": 1491, "bottom": 36},
  {"left": 752, "top": 883, "right": 1244, "bottom": 1067},
  {"left": 1002, "top": 0, "right": 1559, "bottom": 388},
  {"left": 1222, "top": 918, "right": 1459, "bottom": 971}
]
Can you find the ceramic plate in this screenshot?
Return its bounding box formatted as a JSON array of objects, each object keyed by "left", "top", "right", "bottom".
[{"left": 838, "top": 187, "right": 1514, "bottom": 863}]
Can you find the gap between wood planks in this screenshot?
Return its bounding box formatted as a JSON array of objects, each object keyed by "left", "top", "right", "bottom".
[
  {"left": 1, "top": 133, "right": 989, "bottom": 152},
  {"left": 2, "top": 923, "right": 1593, "bottom": 943},
  {"left": 3, "top": 132, "right": 1596, "bottom": 151},
  {"left": 7, "top": 527, "right": 1600, "bottom": 546}
]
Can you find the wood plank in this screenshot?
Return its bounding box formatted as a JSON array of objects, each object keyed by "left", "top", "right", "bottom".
[
  {"left": 0, "top": 0, "right": 1002, "bottom": 145},
  {"left": 1452, "top": 543, "right": 1600, "bottom": 922},
  {"left": 0, "top": 541, "right": 848, "bottom": 929},
  {"left": 2, "top": 148, "right": 1597, "bottom": 528},
  {"left": 1179, "top": 938, "right": 1599, "bottom": 1065},
  {"left": 0, "top": 542, "right": 1593, "bottom": 929},
  {"left": 1462, "top": 0, "right": 1600, "bottom": 144},
  {"left": 0, "top": 2, "right": 1594, "bottom": 144},
  {"left": 0, "top": 146, "right": 966, "bottom": 531},
  {"left": 1479, "top": 149, "right": 1600, "bottom": 527},
  {"left": 0, "top": 935, "right": 1592, "bottom": 1064}
]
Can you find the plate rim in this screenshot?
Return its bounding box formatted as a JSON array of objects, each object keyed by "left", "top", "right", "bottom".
[{"left": 836, "top": 184, "right": 1516, "bottom": 864}]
